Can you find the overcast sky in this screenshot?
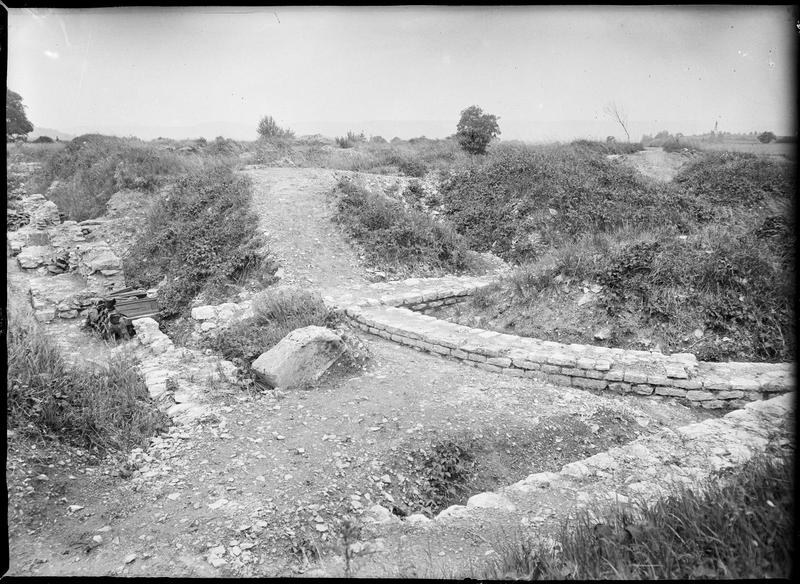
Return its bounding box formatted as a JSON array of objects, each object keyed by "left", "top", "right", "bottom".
[{"left": 7, "top": 6, "right": 797, "bottom": 141}]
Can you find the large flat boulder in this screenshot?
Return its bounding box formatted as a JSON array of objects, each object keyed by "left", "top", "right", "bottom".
[
  {"left": 17, "top": 245, "right": 53, "bottom": 269},
  {"left": 251, "top": 325, "right": 345, "bottom": 389}
]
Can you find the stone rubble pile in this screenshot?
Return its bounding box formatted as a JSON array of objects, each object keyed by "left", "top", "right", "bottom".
[
  {"left": 8, "top": 193, "right": 127, "bottom": 322},
  {"left": 131, "top": 317, "right": 240, "bottom": 423}
]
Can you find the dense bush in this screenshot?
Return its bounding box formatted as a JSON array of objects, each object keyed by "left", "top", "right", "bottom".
[
  {"left": 123, "top": 163, "right": 265, "bottom": 317},
  {"left": 674, "top": 151, "right": 795, "bottom": 209},
  {"left": 6, "top": 301, "right": 169, "bottom": 453},
  {"left": 445, "top": 145, "right": 794, "bottom": 361},
  {"left": 206, "top": 287, "right": 330, "bottom": 365},
  {"left": 257, "top": 115, "right": 294, "bottom": 141},
  {"left": 572, "top": 139, "right": 644, "bottom": 155},
  {"left": 32, "top": 134, "right": 191, "bottom": 221},
  {"left": 332, "top": 178, "right": 474, "bottom": 275},
  {"left": 441, "top": 142, "right": 691, "bottom": 262},
  {"left": 398, "top": 156, "right": 428, "bottom": 178},
  {"left": 597, "top": 230, "right": 794, "bottom": 361}
]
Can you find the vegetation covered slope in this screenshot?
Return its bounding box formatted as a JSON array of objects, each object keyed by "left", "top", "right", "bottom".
[{"left": 440, "top": 144, "right": 794, "bottom": 362}]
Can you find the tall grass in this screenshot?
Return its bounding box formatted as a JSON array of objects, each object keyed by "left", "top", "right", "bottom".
[
  {"left": 205, "top": 287, "right": 331, "bottom": 365},
  {"left": 6, "top": 300, "right": 169, "bottom": 453},
  {"left": 484, "top": 448, "right": 793, "bottom": 579}
]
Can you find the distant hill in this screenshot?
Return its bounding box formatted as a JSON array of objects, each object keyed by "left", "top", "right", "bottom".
[{"left": 28, "top": 127, "right": 75, "bottom": 141}]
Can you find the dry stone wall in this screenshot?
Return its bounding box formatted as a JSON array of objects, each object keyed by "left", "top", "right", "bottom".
[
  {"left": 186, "top": 274, "right": 793, "bottom": 409},
  {"left": 334, "top": 280, "right": 793, "bottom": 410},
  {"left": 422, "top": 391, "right": 794, "bottom": 527}
]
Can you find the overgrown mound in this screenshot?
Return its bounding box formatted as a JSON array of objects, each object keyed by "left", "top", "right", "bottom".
[
  {"left": 6, "top": 301, "right": 169, "bottom": 453},
  {"left": 123, "top": 163, "right": 266, "bottom": 317},
  {"left": 439, "top": 146, "right": 794, "bottom": 362},
  {"left": 331, "top": 177, "right": 476, "bottom": 276},
  {"left": 31, "top": 134, "right": 192, "bottom": 221},
  {"left": 440, "top": 141, "right": 691, "bottom": 263},
  {"left": 673, "top": 150, "right": 795, "bottom": 209}
]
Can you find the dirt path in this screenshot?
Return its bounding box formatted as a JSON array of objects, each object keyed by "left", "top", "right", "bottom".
[
  {"left": 243, "top": 167, "right": 371, "bottom": 289},
  {"left": 615, "top": 146, "right": 694, "bottom": 182},
  {"left": 6, "top": 330, "right": 718, "bottom": 577}
]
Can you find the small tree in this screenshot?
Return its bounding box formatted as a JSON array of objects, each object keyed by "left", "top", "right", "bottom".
[
  {"left": 7, "top": 88, "right": 33, "bottom": 141},
  {"left": 455, "top": 105, "right": 501, "bottom": 155},
  {"left": 603, "top": 101, "right": 631, "bottom": 142},
  {"left": 257, "top": 115, "right": 294, "bottom": 141},
  {"left": 757, "top": 131, "right": 777, "bottom": 144}
]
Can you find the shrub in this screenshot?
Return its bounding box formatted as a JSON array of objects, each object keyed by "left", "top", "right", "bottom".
[
  {"left": 332, "top": 178, "right": 474, "bottom": 275},
  {"left": 335, "top": 131, "right": 366, "bottom": 149},
  {"left": 32, "top": 135, "right": 54, "bottom": 144},
  {"left": 758, "top": 131, "right": 777, "bottom": 144},
  {"left": 398, "top": 156, "right": 428, "bottom": 178},
  {"left": 257, "top": 115, "right": 294, "bottom": 141},
  {"left": 674, "top": 151, "right": 795, "bottom": 209},
  {"left": 572, "top": 139, "right": 644, "bottom": 156},
  {"left": 662, "top": 137, "right": 684, "bottom": 152},
  {"left": 123, "top": 163, "right": 265, "bottom": 317},
  {"left": 441, "top": 142, "right": 689, "bottom": 263},
  {"left": 206, "top": 287, "right": 330, "bottom": 365},
  {"left": 6, "top": 300, "right": 169, "bottom": 453}
]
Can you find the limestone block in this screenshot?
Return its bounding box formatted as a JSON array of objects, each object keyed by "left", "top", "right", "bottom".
[
  {"left": 466, "top": 492, "right": 517, "bottom": 511},
  {"left": 363, "top": 504, "right": 398, "bottom": 524},
  {"left": 251, "top": 326, "right": 344, "bottom": 389},
  {"left": 191, "top": 305, "right": 218, "bottom": 320},
  {"left": 17, "top": 245, "right": 52, "bottom": 269}
]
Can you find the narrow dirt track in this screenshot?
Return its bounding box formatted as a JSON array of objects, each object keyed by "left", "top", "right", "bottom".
[
  {"left": 617, "top": 147, "right": 693, "bottom": 182},
  {"left": 243, "top": 167, "right": 370, "bottom": 289}
]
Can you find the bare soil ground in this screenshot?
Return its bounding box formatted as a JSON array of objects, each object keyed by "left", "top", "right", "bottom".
[
  {"left": 7, "top": 162, "right": 721, "bottom": 577},
  {"left": 615, "top": 147, "right": 695, "bottom": 182}
]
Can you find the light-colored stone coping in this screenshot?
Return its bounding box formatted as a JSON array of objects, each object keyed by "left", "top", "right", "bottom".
[
  {"left": 188, "top": 275, "right": 794, "bottom": 408},
  {"left": 345, "top": 304, "right": 794, "bottom": 409},
  {"left": 188, "top": 274, "right": 498, "bottom": 329}
]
